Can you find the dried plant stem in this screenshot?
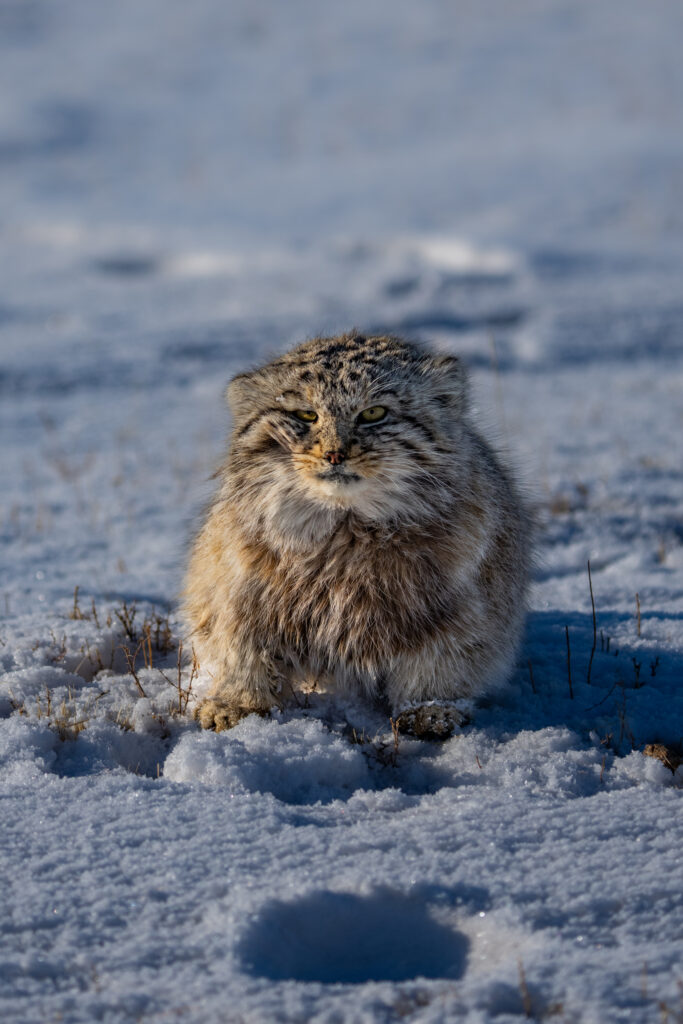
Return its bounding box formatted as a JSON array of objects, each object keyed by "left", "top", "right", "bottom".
[
  {"left": 159, "top": 641, "right": 199, "bottom": 714},
  {"left": 635, "top": 592, "right": 641, "bottom": 636},
  {"left": 389, "top": 717, "right": 400, "bottom": 767},
  {"left": 121, "top": 643, "right": 147, "bottom": 697},
  {"left": 518, "top": 960, "right": 533, "bottom": 1018},
  {"left": 489, "top": 334, "right": 508, "bottom": 438},
  {"left": 565, "top": 625, "right": 573, "bottom": 700},
  {"left": 70, "top": 585, "right": 85, "bottom": 620},
  {"left": 115, "top": 600, "right": 137, "bottom": 641},
  {"left": 141, "top": 625, "right": 154, "bottom": 669},
  {"left": 586, "top": 559, "right": 597, "bottom": 685},
  {"left": 176, "top": 639, "right": 183, "bottom": 699}
]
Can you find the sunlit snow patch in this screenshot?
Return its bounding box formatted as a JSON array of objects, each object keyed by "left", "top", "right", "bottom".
[{"left": 403, "top": 235, "right": 516, "bottom": 276}]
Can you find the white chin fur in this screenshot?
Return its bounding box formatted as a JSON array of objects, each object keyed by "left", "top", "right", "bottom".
[{"left": 312, "top": 475, "right": 369, "bottom": 506}]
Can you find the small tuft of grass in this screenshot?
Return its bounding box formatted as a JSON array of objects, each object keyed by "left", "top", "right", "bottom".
[
  {"left": 658, "top": 979, "right": 683, "bottom": 1023},
  {"left": 69, "top": 585, "right": 87, "bottom": 620},
  {"left": 30, "top": 686, "right": 110, "bottom": 742},
  {"left": 643, "top": 743, "right": 683, "bottom": 774},
  {"left": 114, "top": 599, "right": 138, "bottom": 641},
  {"left": 52, "top": 699, "right": 90, "bottom": 742},
  {"left": 63, "top": 590, "right": 177, "bottom": 685},
  {"left": 343, "top": 721, "right": 400, "bottom": 769},
  {"left": 517, "top": 959, "right": 566, "bottom": 1020}
]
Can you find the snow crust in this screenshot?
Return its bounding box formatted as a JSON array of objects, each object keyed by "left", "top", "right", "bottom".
[{"left": 1, "top": 2, "right": 682, "bottom": 1021}]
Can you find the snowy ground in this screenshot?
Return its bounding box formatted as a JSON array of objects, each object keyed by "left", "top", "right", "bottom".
[{"left": 1, "top": 2, "right": 683, "bottom": 1022}]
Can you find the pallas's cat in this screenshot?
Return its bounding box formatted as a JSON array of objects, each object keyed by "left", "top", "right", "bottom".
[{"left": 184, "top": 332, "right": 530, "bottom": 738}]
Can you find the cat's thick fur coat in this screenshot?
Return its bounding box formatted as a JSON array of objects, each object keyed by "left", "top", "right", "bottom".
[{"left": 184, "top": 332, "right": 530, "bottom": 733}]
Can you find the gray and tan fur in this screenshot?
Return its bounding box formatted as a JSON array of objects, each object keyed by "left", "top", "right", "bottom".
[{"left": 184, "top": 332, "right": 531, "bottom": 734}]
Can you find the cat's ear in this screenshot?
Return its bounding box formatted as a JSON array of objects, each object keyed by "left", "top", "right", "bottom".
[
  {"left": 226, "top": 371, "right": 261, "bottom": 419},
  {"left": 424, "top": 354, "right": 469, "bottom": 415}
]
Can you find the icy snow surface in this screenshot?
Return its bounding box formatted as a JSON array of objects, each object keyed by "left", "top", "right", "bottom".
[{"left": 1, "top": 2, "right": 683, "bottom": 1022}]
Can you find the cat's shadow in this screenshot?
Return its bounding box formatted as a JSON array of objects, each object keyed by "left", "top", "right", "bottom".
[
  {"left": 426, "top": 607, "right": 683, "bottom": 785},
  {"left": 284, "top": 607, "right": 683, "bottom": 799},
  {"left": 502, "top": 608, "right": 682, "bottom": 745}
]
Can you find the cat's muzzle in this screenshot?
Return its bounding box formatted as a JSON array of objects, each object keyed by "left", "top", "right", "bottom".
[{"left": 316, "top": 466, "right": 361, "bottom": 484}]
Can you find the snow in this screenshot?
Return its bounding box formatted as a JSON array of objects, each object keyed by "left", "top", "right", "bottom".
[{"left": 1, "top": 1, "right": 682, "bottom": 1021}]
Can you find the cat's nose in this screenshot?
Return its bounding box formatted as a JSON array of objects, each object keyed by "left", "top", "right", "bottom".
[{"left": 324, "top": 450, "right": 345, "bottom": 465}]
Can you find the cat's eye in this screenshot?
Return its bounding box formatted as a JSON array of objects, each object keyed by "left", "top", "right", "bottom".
[
  {"left": 358, "top": 406, "right": 387, "bottom": 423},
  {"left": 293, "top": 409, "right": 318, "bottom": 423}
]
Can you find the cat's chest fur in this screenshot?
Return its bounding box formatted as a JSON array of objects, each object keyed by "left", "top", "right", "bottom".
[{"left": 234, "top": 515, "right": 463, "bottom": 669}]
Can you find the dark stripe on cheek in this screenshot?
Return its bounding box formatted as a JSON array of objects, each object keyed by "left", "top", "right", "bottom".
[
  {"left": 369, "top": 388, "right": 399, "bottom": 399},
  {"left": 401, "top": 413, "right": 439, "bottom": 445},
  {"left": 393, "top": 436, "right": 425, "bottom": 457},
  {"left": 234, "top": 408, "right": 292, "bottom": 440},
  {"left": 247, "top": 435, "right": 285, "bottom": 457}
]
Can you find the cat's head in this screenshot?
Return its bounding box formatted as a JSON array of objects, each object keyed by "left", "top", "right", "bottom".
[{"left": 226, "top": 333, "right": 469, "bottom": 523}]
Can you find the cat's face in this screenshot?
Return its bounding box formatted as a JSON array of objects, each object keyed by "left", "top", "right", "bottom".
[
  {"left": 227, "top": 334, "right": 468, "bottom": 522},
  {"left": 274, "top": 389, "right": 411, "bottom": 507}
]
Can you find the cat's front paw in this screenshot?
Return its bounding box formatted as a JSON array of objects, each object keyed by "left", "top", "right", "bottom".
[
  {"left": 393, "top": 700, "right": 469, "bottom": 741},
  {"left": 194, "top": 697, "right": 271, "bottom": 732}
]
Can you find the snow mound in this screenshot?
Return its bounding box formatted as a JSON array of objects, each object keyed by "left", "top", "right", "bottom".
[
  {"left": 163, "top": 715, "right": 371, "bottom": 804},
  {"left": 0, "top": 717, "right": 57, "bottom": 784}
]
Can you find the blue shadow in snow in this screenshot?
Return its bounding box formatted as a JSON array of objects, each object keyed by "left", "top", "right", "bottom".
[{"left": 237, "top": 886, "right": 472, "bottom": 984}]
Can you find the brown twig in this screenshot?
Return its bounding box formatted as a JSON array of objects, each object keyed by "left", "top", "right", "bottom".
[
  {"left": 586, "top": 560, "right": 597, "bottom": 686},
  {"left": 518, "top": 960, "right": 533, "bottom": 1018},
  {"left": 565, "top": 625, "right": 574, "bottom": 700},
  {"left": 69, "top": 585, "right": 85, "bottom": 620},
  {"left": 121, "top": 642, "right": 147, "bottom": 697},
  {"left": 115, "top": 600, "right": 138, "bottom": 641},
  {"left": 389, "top": 717, "right": 400, "bottom": 767},
  {"left": 158, "top": 641, "right": 199, "bottom": 714}
]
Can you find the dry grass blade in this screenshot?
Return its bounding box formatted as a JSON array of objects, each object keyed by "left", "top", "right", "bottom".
[
  {"left": 565, "top": 625, "right": 573, "bottom": 700},
  {"left": 69, "top": 585, "right": 86, "bottom": 620},
  {"left": 115, "top": 600, "right": 138, "bottom": 641},
  {"left": 158, "top": 641, "right": 199, "bottom": 715},
  {"left": 389, "top": 716, "right": 400, "bottom": 766},
  {"left": 120, "top": 642, "right": 147, "bottom": 697},
  {"left": 586, "top": 559, "right": 597, "bottom": 686},
  {"left": 636, "top": 592, "right": 642, "bottom": 637},
  {"left": 517, "top": 960, "right": 532, "bottom": 1018}
]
